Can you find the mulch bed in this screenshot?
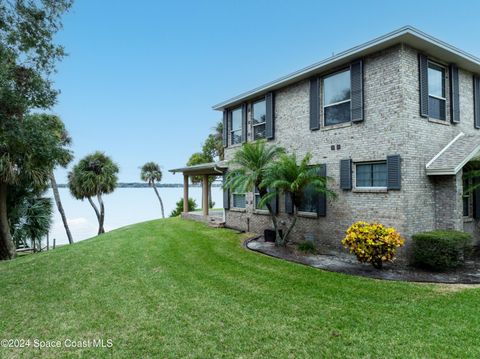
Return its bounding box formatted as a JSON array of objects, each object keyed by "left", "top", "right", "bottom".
[{"left": 245, "top": 236, "right": 480, "bottom": 284}]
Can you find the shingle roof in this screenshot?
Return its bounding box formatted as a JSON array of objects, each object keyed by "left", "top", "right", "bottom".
[
  {"left": 169, "top": 161, "right": 228, "bottom": 176},
  {"left": 426, "top": 133, "right": 480, "bottom": 175}
]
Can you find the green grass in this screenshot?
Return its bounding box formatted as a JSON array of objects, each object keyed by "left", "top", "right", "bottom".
[{"left": 0, "top": 218, "right": 479, "bottom": 358}]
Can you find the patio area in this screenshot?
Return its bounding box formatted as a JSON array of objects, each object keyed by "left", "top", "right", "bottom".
[{"left": 169, "top": 161, "right": 227, "bottom": 225}]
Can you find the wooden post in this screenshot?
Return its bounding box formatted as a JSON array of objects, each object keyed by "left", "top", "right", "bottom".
[
  {"left": 183, "top": 174, "right": 189, "bottom": 213},
  {"left": 202, "top": 174, "right": 209, "bottom": 216}
]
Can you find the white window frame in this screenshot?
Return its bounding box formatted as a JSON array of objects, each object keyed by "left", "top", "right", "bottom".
[
  {"left": 230, "top": 107, "right": 243, "bottom": 145},
  {"left": 322, "top": 68, "right": 351, "bottom": 127},
  {"left": 252, "top": 98, "right": 266, "bottom": 140},
  {"left": 355, "top": 161, "right": 388, "bottom": 189},
  {"left": 427, "top": 61, "right": 446, "bottom": 120}
]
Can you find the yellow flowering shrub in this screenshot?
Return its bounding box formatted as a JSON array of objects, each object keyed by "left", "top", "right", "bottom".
[{"left": 341, "top": 221, "right": 405, "bottom": 269}]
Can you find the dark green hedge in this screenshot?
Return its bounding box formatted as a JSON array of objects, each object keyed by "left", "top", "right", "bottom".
[{"left": 411, "top": 230, "right": 472, "bottom": 271}]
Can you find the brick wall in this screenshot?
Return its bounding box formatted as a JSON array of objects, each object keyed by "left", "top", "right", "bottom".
[{"left": 223, "top": 43, "right": 480, "bottom": 259}]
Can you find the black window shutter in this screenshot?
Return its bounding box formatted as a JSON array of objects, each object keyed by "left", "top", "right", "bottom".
[
  {"left": 317, "top": 164, "right": 327, "bottom": 217},
  {"left": 269, "top": 189, "right": 278, "bottom": 214},
  {"left": 222, "top": 110, "right": 228, "bottom": 147},
  {"left": 419, "top": 54, "right": 429, "bottom": 118},
  {"left": 265, "top": 92, "right": 274, "bottom": 140},
  {"left": 450, "top": 64, "right": 460, "bottom": 124},
  {"left": 285, "top": 192, "right": 293, "bottom": 214},
  {"left": 241, "top": 103, "right": 247, "bottom": 143},
  {"left": 350, "top": 59, "right": 364, "bottom": 123},
  {"left": 223, "top": 174, "right": 230, "bottom": 209},
  {"left": 309, "top": 77, "right": 320, "bottom": 130},
  {"left": 387, "top": 155, "right": 401, "bottom": 190},
  {"left": 474, "top": 76, "right": 480, "bottom": 129},
  {"left": 340, "top": 159, "right": 352, "bottom": 190}
]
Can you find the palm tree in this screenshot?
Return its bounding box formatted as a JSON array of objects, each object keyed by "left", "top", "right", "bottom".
[
  {"left": 47, "top": 115, "right": 74, "bottom": 244},
  {"left": 13, "top": 196, "right": 53, "bottom": 252},
  {"left": 50, "top": 173, "right": 73, "bottom": 244},
  {"left": 0, "top": 114, "right": 72, "bottom": 259},
  {"left": 140, "top": 162, "right": 165, "bottom": 218},
  {"left": 264, "top": 153, "right": 336, "bottom": 246},
  {"left": 224, "top": 141, "right": 285, "bottom": 240},
  {"left": 68, "top": 152, "right": 119, "bottom": 235}
]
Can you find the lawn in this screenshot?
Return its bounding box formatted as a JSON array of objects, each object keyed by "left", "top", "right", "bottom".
[{"left": 0, "top": 218, "right": 479, "bottom": 358}]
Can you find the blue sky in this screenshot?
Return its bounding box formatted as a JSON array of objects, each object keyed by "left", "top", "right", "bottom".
[{"left": 52, "top": 0, "right": 480, "bottom": 183}]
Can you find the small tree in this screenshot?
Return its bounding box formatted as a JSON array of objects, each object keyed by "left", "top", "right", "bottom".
[
  {"left": 13, "top": 196, "right": 53, "bottom": 252},
  {"left": 170, "top": 198, "right": 197, "bottom": 217},
  {"left": 140, "top": 162, "right": 165, "bottom": 218},
  {"left": 342, "top": 221, "right": 404, "bottom": 269},
  {"left": 224, "top": 141, "right": 285, "bottom": 242},
  {"left": 264, "top": 153, "right": 336, "bottom": 246},
  {"left": 68, "top": 152, "right": 119, "bottom": 235}
]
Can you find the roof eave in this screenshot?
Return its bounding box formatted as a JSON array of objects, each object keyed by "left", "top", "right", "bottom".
[{"left": 212, "top": 26, "right": 480, "bottom": 111}]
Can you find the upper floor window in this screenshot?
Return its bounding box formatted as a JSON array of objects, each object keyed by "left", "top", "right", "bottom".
[
  {"left": 230, "top": 107, "right": 242, "bottom": 145},
  {"left": 252, "top": 99, "right": 266, "bottom": 140},
  {"left": 323, "top": 69, "right": 351, "bottom": 126},
  {"left": 356, "top": 162, "right": 387, "bottom": 188},
  {"left": 428, "top": 62, "right": 446, "bottom": 121}
]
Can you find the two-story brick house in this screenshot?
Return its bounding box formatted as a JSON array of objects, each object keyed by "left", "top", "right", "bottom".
[{"left": 173, "top": 26, "right": 480, "bottom": 256}]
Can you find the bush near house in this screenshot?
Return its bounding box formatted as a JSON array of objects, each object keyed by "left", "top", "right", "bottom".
[
  {"left": 411, "top": 230, "right": 472, "bottom": 271},
  {"left": 342, "top": 221, "right": 405, "bottom": 269},
  {"left": 297, "top": 240, "right": 316, "bottom": 254},
  {"left": 170, "top": 198, "right": 197, "bottom": 217}
]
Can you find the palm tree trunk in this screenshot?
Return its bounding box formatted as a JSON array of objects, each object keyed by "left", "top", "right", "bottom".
[
  {"left": 87, "top": 196, "right": 104, "bottom": 234},
  {"left": 97, "top": 194, "right": 105, "bottom": 234},
  {"left": 259, "top": 187, "right": 282, "bottom": 246},
  {"left": 152, "top": 184, "right": 165, "bottom": 218},
  {"left": 282, "top": 206, "right": 299, "bottom": 246},
  {"left": 0, "top": 182, "right": 15, "bottom": 260},
  {"left": 50, "top": 173, "right": 74, "bottom": 244}
]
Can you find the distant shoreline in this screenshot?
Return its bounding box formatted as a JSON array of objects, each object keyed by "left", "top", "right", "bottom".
[{"left": 54, "top": 183, "right": 222, "bottom": 188}]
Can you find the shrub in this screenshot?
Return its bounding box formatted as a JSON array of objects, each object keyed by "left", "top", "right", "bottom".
[
  {"left": 342, "top": 221, "right": 405, "bottom": 269},
  {"left": 411, "top": 230, "right": 472, "bottom": 271},
  {"left": 169, "top": 198, "right": 197, "bottom": 217},
  {"left": 297, "top": 241, "right": 316, "bottom": 254}
]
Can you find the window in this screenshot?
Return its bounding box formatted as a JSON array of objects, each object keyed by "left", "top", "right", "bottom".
[
  {"left": 230, "top": 107, "right": 242, "bottom": 145},
  {"left": 298, "top": 185, "right": 318, "bottom": 213},
  {"left": 254, "top": 188, "right": 267, "bottom": 210},
  {"left": 428, "top": 62, "right": 446, "bottom": 121},
  {"left": 252, "top": 99, "right": 266, "bottom": 140},
  {"left": 232, "top": 192, "right": 246, "bottom": 208},
  {"left": 323, "top": 69, "right": 351, "bottom": 126},
  {"left": 298, "top": 166, "right": 322, "bottom": 213},
  {"left": 463, "top": 178, "right": 471, "bottom": 217},
  {"left": 356, "top": 162, "right": 387, "bottom": 188}
]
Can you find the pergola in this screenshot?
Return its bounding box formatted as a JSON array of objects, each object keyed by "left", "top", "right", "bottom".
[{"left": 169, "top": 161, "right": 228, "bottom": 216}]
